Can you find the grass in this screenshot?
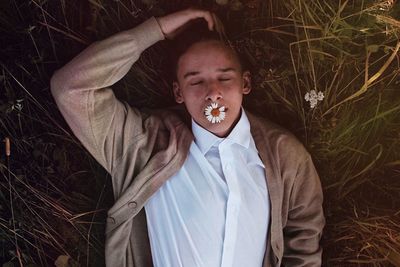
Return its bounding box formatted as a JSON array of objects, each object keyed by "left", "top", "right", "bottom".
[{"left": 1, "top": 0, "right": 400, "bottom": 266}]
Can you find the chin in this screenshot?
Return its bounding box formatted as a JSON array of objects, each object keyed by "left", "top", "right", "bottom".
[{"left": 204, "top": 120, "right": 233, "bottom": 137}]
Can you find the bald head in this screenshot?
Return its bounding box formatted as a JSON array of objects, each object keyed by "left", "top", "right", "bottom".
[
  {"left": 176, "top": 40, "right": 243, "bottom": 80},
  {"left": 167, "top": 18, "right": 245, "bottom": 82}
]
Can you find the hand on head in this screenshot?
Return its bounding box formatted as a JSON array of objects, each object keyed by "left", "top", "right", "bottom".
[{"left": 156, "top": 8, "right": 225, "bottom": 40}]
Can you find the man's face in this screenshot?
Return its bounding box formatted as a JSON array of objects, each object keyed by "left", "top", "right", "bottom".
[{"left": 173, "top": 40, "right": 251, "bottom": 137}]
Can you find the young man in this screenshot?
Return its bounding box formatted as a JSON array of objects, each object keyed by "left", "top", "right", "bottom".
[{"left": 50, "top": 8, "right": 324, "bottom": 267}]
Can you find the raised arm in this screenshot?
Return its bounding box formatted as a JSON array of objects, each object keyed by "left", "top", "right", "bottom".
[
  {"left": 50, "top": 17, "right": 164, "bottom": 173},
  {"left": 50, "top": 9, "right": 218, "bottom": 174}
]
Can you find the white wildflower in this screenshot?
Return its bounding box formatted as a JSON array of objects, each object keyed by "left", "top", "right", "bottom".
[
  {"left": 11, "top": 99, "right": 24, "bottom": 112},
  {"left": 317, "top": 91, "right": 324, "bottom": 101},
  {"left": 304, "top": 90, "right": 324, "bottom": 109},
  {"left": 304, "top": 93, "right": 310, "bottom": 101},
  {"left": 204, "top": 102, "right": 226, "bottom": 124}
]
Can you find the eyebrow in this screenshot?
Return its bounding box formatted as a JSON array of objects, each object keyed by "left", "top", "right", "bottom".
[
  {"left": 183, "top": 71, "right": 200, "bottom": 79},
  {"left": 183, "top": 67, "right": 237, "bottom": 80}
]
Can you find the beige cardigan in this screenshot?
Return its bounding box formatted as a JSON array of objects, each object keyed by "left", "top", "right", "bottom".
[{"left": 50, "top": 17, "right": 325, "bottom": 267}]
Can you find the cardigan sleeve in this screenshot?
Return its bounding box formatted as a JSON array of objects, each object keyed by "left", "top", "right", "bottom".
[
  {"left": 282, "top": 151, "right": 325, "bottom": 266},
  {"left": 50, "top": 17, "right": 165, "bottom": 174}
]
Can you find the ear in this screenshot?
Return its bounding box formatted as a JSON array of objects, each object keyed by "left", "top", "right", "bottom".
[
  {"left": 242, "top": 71, "right": 252, "bottom": 95},
  {"left": 173, "top": 81, "right": 184, "bottom": 103}
]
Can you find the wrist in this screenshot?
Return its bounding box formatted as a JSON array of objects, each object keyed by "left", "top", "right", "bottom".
[{"left": 155, "top": 17, "right": 167, "bottom": 39}]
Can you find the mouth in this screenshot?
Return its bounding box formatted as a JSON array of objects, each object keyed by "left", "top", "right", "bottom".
[{"left": 204, "top": 102, "right": 227, "bottom": 124}]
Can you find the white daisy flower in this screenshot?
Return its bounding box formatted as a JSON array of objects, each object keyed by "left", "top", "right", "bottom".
[{"left": 204, "top": 102, "right": 226, "bottom": 123}]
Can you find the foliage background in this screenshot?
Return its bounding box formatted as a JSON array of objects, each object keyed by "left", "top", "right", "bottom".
[{"left": 1, "top": 0, "right": 399, "bottom": 266}]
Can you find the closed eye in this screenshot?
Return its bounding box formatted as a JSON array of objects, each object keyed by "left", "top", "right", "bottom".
[
  {"left": 219, "top": 78, "right": 231, "bottom": 82},
  {"left": 190, "top": 81, "right": 203, "bottom": 86}
]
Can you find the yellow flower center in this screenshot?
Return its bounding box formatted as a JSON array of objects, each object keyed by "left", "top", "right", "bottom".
[{"left": 211, "top": 109, "right": 220, "bottom": 117}]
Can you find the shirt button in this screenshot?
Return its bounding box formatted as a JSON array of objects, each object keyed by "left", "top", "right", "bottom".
[
  {"left": 107, "top": 217, "right": 115, "bottom": 224},
  {"left": 224, "top": 164, "right": 231, "bottom": 171},
  {"left": 128, "top": 201, "right": 137, "bottom": 209}
]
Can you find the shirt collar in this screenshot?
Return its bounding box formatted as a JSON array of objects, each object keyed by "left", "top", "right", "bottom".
[{"left": 191, "top": 108, "right": 251, "bottom": 155}]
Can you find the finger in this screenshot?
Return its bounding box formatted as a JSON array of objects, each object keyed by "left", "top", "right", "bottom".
[
  {"left": 212, "top": 13, "right": 227, "bottom": 39},
  {"left": 193, "top": 9, "right": 214, "bottom": 31},
  {"left": 204, "top": 11, "right": 215, "bottom": 31},
  {"left": 211, "top": 13, "right": 218, "bottom": 32}
]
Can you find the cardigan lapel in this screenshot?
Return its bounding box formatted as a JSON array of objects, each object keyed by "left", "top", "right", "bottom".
[{"left": 247, "top": 112, "right": 280, "bottom": 266}]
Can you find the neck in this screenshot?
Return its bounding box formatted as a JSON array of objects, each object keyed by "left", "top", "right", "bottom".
[{"left": 211, "top": 109, "right": 242, "bottom": 138}]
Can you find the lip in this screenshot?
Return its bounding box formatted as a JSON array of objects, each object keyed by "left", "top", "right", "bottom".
[{"left": 203, "top": 105, "right": 228, "bottom": 114}]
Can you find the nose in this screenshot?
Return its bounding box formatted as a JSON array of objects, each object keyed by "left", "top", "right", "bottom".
[{"left": 205, "top": 82, "right": 222, "bottom": 102}]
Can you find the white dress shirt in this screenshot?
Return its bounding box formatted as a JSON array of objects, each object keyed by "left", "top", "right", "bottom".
[{"left": 144, "top": 109, "right": 270, "bottom": 267}]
